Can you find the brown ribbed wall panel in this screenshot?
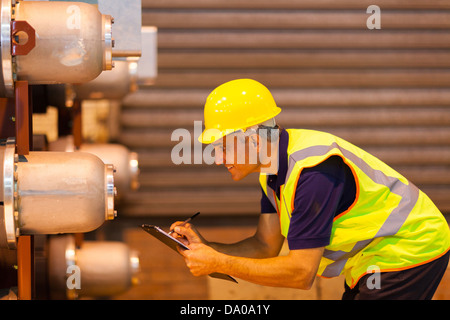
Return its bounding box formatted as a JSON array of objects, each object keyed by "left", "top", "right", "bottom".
[
  {"left": 118, "top": 1, "right": 450, "bottom": 217},
  {"left": 141, "top": 0, "right": 450, "bottom": 10},
  {"left": 159, "top": 51, "right": 450, "bottom": 69},
  {"left": 123, "top": 89, "right": 450, "bottom": 108},
  {"left": 142, "top": 11, "right": 450, "bottom": 30},
  {"left": 157, "top": 31, "right": 450, "bottom": 50}
]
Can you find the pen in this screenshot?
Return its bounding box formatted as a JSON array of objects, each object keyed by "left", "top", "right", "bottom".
[{"left": 168, "top": 212, "right": 200, "bottom": 235}]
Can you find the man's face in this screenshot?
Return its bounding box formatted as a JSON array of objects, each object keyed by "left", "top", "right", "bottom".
[{"left": 212, "top": 133, "right": 261, "bottom": 181}]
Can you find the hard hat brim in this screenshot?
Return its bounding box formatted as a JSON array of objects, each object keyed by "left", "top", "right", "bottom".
[
  {"left": 198, "top": 106, "right": 281, "bottom": 144},
  {"left": 198, "top": 128, "right": 235, "bottom": 145}
]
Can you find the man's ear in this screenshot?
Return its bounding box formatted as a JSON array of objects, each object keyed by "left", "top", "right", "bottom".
[{"left": 249, "top": 133, "right": 259, "bottom": 149}]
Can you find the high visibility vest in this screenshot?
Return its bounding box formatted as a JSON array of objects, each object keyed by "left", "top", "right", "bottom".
[{"left": 260, "top": 129, "right": 450, "bottom": 288}]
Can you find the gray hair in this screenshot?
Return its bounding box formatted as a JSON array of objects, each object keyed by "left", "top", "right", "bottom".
[
  {"left": 241, "top": 118, "right": 280, "bottom": 144},
  {"left": 257, "top": 124, "right": 280, "bottom": 143}
]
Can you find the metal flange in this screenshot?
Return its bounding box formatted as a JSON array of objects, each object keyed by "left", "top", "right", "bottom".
[
  {"left": 0, "top": 0, "right": 13, "bottom": 97},
  {"left": 105, "top": 164, "right": 116, "bottom": 221},
  {"left": 2, "top": 137, "right": 17, "bottom": 249}
]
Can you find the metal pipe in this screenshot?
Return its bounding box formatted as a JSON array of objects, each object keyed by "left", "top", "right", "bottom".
[
  {"left": 16, "top": 151, "right": 116, "bottom": 234},
  {"left": 48, "top": 234, "right": 139, "bottom": 299},
  {"left": 14, "top": 1, "right": 113, "bottom": 84},
  {"left": 0, "top": 139, "right": 116, "bottom": 248},
  {"left": 49, "top": 137, "right": 140, "bottom": 194}
]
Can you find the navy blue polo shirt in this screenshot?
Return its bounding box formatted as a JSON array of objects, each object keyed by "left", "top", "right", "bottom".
[{"left": 261, "top": 129, "right": 357, "bottom": 250}]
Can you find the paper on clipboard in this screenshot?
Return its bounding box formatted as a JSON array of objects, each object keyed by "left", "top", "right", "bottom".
[{"left": 141, "top": 224, "right": 237, "bottom": 283}]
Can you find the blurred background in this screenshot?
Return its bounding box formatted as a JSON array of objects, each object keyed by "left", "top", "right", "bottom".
[{"left": 0, "top": 0, "right": 449, "bottom": 300}]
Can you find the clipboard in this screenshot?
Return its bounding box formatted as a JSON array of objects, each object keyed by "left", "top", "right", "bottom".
[{"left": 141, "top": 224, "right": 237, "bottom": 283}]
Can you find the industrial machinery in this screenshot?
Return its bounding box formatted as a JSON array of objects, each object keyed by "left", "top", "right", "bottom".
[
  {"left": 0, "top": 0, "right": 114, "bottom": 97},
  {"left": 0, "top": 0, "right": 116, "bottom": 300},
  {"left": 0, "top": 138, "right": 116, "bottom": 249},
  {"left": 47, "top": 234, "right": 139, "bottom": 299},
  {"left": 49, "top": 136, "right": 140, "bottom": 196},
  {"left": 0, "top": 0, "right": 153, "bottom": 300}
]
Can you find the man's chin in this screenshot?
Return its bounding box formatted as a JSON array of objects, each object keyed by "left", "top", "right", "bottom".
[
  {"left": 230, "top": 174, "right": 242, "bottom": 181},
  {"left": 228, "top": 170, "right": 245, "bottom": 181}
]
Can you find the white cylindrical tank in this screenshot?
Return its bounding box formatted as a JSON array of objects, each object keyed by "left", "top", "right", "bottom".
[
  {"left": 14, "top": 1, "right": 113, "bottom": 84},
  {"left": 16, "top": 151, "right": 116, "bottom": 234},
  {"left": 72, "top": 59, "right": 138, "bottom": 100},
  {"left": 79, "top": 143, "right": 140, "bottom": 194},
  {"left": 47, "top": 234, "right": 139, "bottom": 299},
  {"left": 49, "top": 137, "right": 140, "bottom": 194},
  {"left": 75, "top": 241, "right": 139, "bottom": 297}
]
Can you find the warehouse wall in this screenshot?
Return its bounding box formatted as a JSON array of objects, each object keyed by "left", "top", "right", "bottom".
[
  {"left": 111, "top": 0, "right": 450, "bottom": 299},
  {"left": 120, "top": 0, "right": 450, "bottom": 217}
]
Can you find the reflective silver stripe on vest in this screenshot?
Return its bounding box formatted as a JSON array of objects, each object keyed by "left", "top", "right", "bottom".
[{"left": 285, "top": 142, "right": 420, "bottom": 277}]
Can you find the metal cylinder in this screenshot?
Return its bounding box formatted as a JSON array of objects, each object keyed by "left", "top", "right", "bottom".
[
  {"left": 16, "top": 151, "right": 116, "bottom": 235},
  {"left": 75, "top": 241, "right": 139, "bottom": 298},
  {"left": 79, "top": 143, "right": 140, "bottom": 194},
  {"left": 49, "top": 137, "right": 140, "bottom": 194},
  {"left": 0, "top": 0, "right": 14, "bottom": 97},
  {"left": 47, "top": 234, "right": 75, "bottom": 299},
  {"left": 72, "top": 59, "right": 138, "bottom": 101},
  {"left": 48, "top": 234, "right": 139, "bottom": 299},
  {"left": 14, "top": 1, "right": 113, "bottom": 84},
  {"left": 0, "top": 138, "right": 17, "bottom": 249}
]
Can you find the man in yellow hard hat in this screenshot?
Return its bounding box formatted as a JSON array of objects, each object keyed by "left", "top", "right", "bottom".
[{"left": 171, "top": 79, "right": 450, "bottom": 299}]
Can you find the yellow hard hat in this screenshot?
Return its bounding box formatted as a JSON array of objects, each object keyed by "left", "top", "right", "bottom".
[{"left": 198, "top": 79, "right": 281, "bottom": 144}]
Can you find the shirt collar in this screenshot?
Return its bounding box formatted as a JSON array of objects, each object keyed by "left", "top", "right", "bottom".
[
  {"left": 267, "top": 128, "right": 289, "bottom": 191},
  {"left": 277, "top": 129, "right": 289, "bottom": 184}
]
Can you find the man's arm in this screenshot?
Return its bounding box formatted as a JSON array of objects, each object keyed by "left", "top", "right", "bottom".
[
  {"left": 172, "top": 214, "right": 324, "bottom": 289},
  {"left": 175, "top": 227, "right": 323, "bottom": 290},
  {"left": 215, "top": 247, "right": 324, "bottom": 289},
  {"left": 208, "top": 213, "right": 285, "bottom": 258},
  {"left": 170, "top": 212, "right": 285, "bottom": 259}
]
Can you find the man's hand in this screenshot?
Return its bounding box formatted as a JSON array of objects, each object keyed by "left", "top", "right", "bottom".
[
  {"left": 169, "top": 222, "right": 206, "bottom": 246},
  {"left": 170, "top": 220, "right": 323, "bottom": 289},
  {"left": 171, "top": 223, "right": 222, "bottom": 276},
  {"left": 178, "top": 242, "right": 223, "bottom": 277}
]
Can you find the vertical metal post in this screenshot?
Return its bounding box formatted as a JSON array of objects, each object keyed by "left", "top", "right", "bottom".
[
  {"left": 14, "top": 80, "right": 31, "bottom": 155},
  {"left": 72, "top": 99, "right": 84, "bottom": 248},
  {"left": 17, "top": 235, "right": 34, "bottom": 300},
  {"left": 15, "top": 80, "right": 34, "bottom": 300},
  {"left": 72, "top": 99, "right": 82, "bottom": 149}
]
